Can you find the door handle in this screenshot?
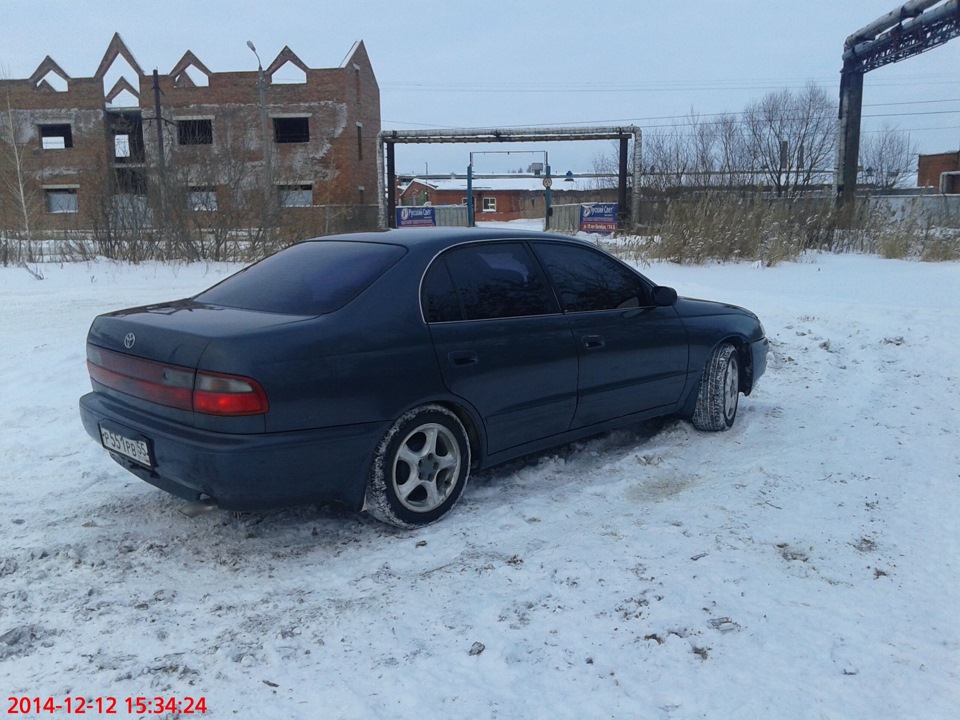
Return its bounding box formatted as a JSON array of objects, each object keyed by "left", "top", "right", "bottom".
[
  {"left": 582, "top": 335, "right": 605, "bottom": 349},
  {"left": 447, "top": 350, "right": 479, "bottom": 366}
]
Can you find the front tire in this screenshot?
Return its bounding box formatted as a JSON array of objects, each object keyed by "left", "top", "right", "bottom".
[
  {"left": 365, "top": 404, "right": 471, "bottom": 528},
  {"left": 692, "top": 343, "right": 740, "bottom": 431}
]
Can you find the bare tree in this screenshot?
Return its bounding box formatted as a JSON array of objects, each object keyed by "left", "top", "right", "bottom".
[
  {"left": 0, "top": 88, "right": 41, "bottom": 263},
  {"left": 644, "top": 130, "right": 693, "bottom": 192},
  {"left": 716, "top": 114, "right": 751, "bottom": 188},
  {"left": 859, "top": 122, "right": 917, "bottom": 189},
  {"left": 743, "top": 82, "right": 836, "bottom": 196},
  {"left": 688, "top": 111, "right": 718, "bottom": 187},
  {"left": 162, "top": 108, "right": 266, "bottom": 261},
  {"left": 590, "top": 140, "right": 620, "bottom": 189}
]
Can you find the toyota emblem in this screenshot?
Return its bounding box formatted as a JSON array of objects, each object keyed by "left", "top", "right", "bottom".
[{"left": 123, "top": 332, "right": 136, "bottom": 349}]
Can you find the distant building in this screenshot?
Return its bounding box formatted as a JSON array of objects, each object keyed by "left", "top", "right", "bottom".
[
  {"left": 0, "top": 33, "right": 380, "bottom": 239},
  {"left": 399, "top": 176, "right": 618, "bottom": 222},
  {"left": 917, "top": 151, "right": 960, "bottom": 193}
]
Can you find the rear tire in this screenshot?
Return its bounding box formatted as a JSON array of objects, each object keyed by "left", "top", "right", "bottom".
[
  {"left": 365, "top": 404, "right": 471, "bottom": 528},
  {"left": 692, "top": 343, "right": 740, "bottom": 431}
]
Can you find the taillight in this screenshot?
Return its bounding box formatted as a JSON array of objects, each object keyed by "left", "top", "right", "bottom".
[
  {"left": 193, "top": 371, "right": 269, "bottom": 416},
  {"left": 86, "top": 345, "right": 269, "bottom": 416}
]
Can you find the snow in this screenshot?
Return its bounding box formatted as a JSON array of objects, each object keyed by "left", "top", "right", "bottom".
[{"left": 2, "top": 251, "right": 959, "bottom": 719}]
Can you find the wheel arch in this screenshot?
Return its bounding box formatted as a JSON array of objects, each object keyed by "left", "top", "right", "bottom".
[
  {"left": 432, "top": 400, "right": 485, "bottom": 468},
  {"left": 726, "top": 335, "right": 755, "bottom": 396},
  {"left": 680, "top": 334, "right": 753, "bottom": 418}
]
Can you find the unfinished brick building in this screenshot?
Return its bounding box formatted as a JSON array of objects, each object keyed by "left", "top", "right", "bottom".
[{"left": 0, "top": 33, "right": 380, "bottom": 256}]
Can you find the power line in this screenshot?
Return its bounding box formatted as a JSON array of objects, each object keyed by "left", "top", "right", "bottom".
[
  {"left": 387, "top": 101, "right": 960, "bottom": 135},
  {"left": 381, "top": 76, "right": 960, "bottom": 94}
]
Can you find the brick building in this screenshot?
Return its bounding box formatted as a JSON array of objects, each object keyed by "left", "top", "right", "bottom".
[
  {"left": 0, "top": 33, "right": 380, "bottom": 245},
  {"left": 917, "top": 151, "right": 960, "bottom": 192},
  {"left": 399, "top": 176, "right": 618, "bottom": 222}
]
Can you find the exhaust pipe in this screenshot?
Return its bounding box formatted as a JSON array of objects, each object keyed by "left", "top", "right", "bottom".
[{"left": 179, "top": 497, "right": 219, "bottom": 518}]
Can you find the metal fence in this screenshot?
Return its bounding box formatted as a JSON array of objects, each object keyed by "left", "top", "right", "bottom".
[{"left": 434, "top": 205, "right": 469, "bottom": 227}]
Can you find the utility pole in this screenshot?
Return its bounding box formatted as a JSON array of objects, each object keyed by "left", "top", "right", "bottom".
[
  {"left": 247, "top": 41, "right": 274, "bottom": 240},
  {"left": 152, "top": 70, "right": 171, "bottom": 257}
]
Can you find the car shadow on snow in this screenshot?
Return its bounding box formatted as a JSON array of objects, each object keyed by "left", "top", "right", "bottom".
[{"left": 94, "top": 416, "right": 680, "bottom": 547}]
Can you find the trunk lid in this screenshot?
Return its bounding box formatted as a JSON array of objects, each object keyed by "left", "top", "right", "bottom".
[{"left": 87, "top": 299, "right": 311, "bottom": 367}]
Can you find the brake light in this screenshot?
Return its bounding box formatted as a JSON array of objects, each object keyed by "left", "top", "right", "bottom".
[
  {"left": 193, "top": 371, "right": 269, "bottom": 416},
  {"left": 86, "top": 345, "right": 269, "bottom": 416}
]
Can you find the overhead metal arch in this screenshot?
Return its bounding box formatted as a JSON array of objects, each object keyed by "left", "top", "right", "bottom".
[
  {"left": 377, "top": 125, "right": 641, "bottom": 229},
  {"left": 837, "top": 0, "right": 960, "bottom": 209}
]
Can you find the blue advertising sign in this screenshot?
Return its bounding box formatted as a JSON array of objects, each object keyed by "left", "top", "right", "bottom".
[
  {"left": 579, "top": 203, "right": 619, "bottom": 234},
  {"left": 396, "top": 206, "right": 437, "bottom": 228}
]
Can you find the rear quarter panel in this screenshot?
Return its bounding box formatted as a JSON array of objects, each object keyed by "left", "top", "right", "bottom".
[{"left": 197, "top": 253, "right": 449, "bottom": 434}]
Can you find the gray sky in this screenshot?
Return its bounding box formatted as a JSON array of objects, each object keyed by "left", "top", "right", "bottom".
[{"left": 3, "top": 0, "right": 960, "bottom": 175}]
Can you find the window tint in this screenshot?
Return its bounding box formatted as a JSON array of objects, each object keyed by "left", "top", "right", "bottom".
[
  {"left": 422, "top": 261, "right": 462, "bottom": 322},
  {"left": 431, "top": 242, "right": 557, "bottom": 321},
  {"left": 534, "top": 242, "right": 648, "bottom": 312},
  {"left": 196, "top": 241, "right": 405, "bottom": 315}
]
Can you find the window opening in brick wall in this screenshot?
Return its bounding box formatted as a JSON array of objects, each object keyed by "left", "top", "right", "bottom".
[
  {"left": 114, "top": 167, "right": 147, "bottom": 195},
  {"left": 482, "top": 197, "right": 497, "bottom": 212},
  {"left": 278, "top": 184, "right": 312, "bottom": 207},
  {"left": 106, "top": 111, "right": 145, "bottom": 163},
  {"left": 39, "top": 124, "right": 73, "bottom": 150},
  {"left": 188, "top": 186, "right": 218, "bottom": 211},
  {"left": 45, "top": 188, "right": 78, "bottom": 214},
  {"left": 178, "top": 119, "right": 213, "bottom": 145},
  {"left": 114, "top": 134, "right": 131, "bottom": 159},
  {"left": 273, "top": 117, "right": 310, "bottom": 144},
  {"left": 357, "top": 123, "right": 363, "bottom": 160}
]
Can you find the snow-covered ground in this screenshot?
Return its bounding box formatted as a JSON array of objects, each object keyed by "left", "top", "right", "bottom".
[{"left": 2, "top": 249, "right": 958, "bottom": 719}]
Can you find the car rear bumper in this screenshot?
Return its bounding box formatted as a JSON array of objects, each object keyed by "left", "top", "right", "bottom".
[{"left": 79, "top": 392, "right": 383, "bottom": 511}]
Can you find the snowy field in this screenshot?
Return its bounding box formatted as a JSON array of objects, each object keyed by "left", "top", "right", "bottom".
[{"left": 2, "top": 245, "right": 959, "bottom": 719}]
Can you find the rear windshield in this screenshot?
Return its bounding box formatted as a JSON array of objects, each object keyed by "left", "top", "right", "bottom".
[{"left": 195, "top": 241, "right": 406, "bottom": 315}]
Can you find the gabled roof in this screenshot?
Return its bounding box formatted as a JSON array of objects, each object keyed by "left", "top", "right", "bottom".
[
  {"left": 170, "top": 50, "right": 212, "bottom": 87},
  {"left": 340, "top": 40, "right": 372, "bottom": 69},
  {"left": 29, "top": 56, "right": 70, "bottom": 88},
  {"left": 105, "top": 77, "right": 140, "bottom": 105},
  {"left": 266, "top": 46, "right": 310, "bottom": 77},
  {"left": 95, "top": 33, "right": 144, "bottom": 79}
]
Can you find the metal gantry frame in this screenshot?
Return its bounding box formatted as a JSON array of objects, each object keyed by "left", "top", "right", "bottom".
[
  {"left": 377, "top": 126, "right": 642, "bottom": 230},
  {"left": 837, "top": 0, "right": 960, "bottom": 209}
]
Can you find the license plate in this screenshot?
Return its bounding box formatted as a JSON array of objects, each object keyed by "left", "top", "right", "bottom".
[{"left": 99, "top": 425, "right": 153, "bottom": 468}]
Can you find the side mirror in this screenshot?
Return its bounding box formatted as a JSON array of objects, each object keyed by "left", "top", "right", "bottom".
[{"left": 651, "top": 285, "right": 678, "bottom": 307}]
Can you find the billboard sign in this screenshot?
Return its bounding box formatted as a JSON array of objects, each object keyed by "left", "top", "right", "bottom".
[
  {"left": 579, "top": 203, "right": 619, "bottom": 234},
  {"left": 396, "top": 206, "right": 437, "bottom": 228}
]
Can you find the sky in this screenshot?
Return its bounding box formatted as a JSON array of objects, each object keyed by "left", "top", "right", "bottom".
[{"left": 3, "top": 0, "right": 960, "bottom": 176}]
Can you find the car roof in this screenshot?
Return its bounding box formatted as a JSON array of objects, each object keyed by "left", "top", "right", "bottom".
[{"left": 304, "top": 227, "right": 590, "bottom": 254}]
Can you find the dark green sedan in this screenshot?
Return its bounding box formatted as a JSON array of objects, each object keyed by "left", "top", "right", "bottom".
[{"left": 80, "top": 227, "right": 767, "bottom": 527}]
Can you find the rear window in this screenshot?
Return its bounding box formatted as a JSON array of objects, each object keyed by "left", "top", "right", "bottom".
[{"left": 195, "top": 241, "right": 406, "bottom": 315}]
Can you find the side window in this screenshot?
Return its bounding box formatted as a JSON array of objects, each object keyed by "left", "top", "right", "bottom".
[
  {"left": 422, "top": 260, "right": 463, "bottom": 322},
  {"left": 533, "top": 242, "right": 649, "bottom": 312},
  {"left": 424, "top": 242, "right": 558, "bottom": 321}
]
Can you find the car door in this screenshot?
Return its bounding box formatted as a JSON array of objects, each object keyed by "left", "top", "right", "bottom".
[
  {"left": 422, "top": 241, "right": 578, "bottom": 454},
  {"left": 531, "top": 241, "right": 689, "bottom": 429}
]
